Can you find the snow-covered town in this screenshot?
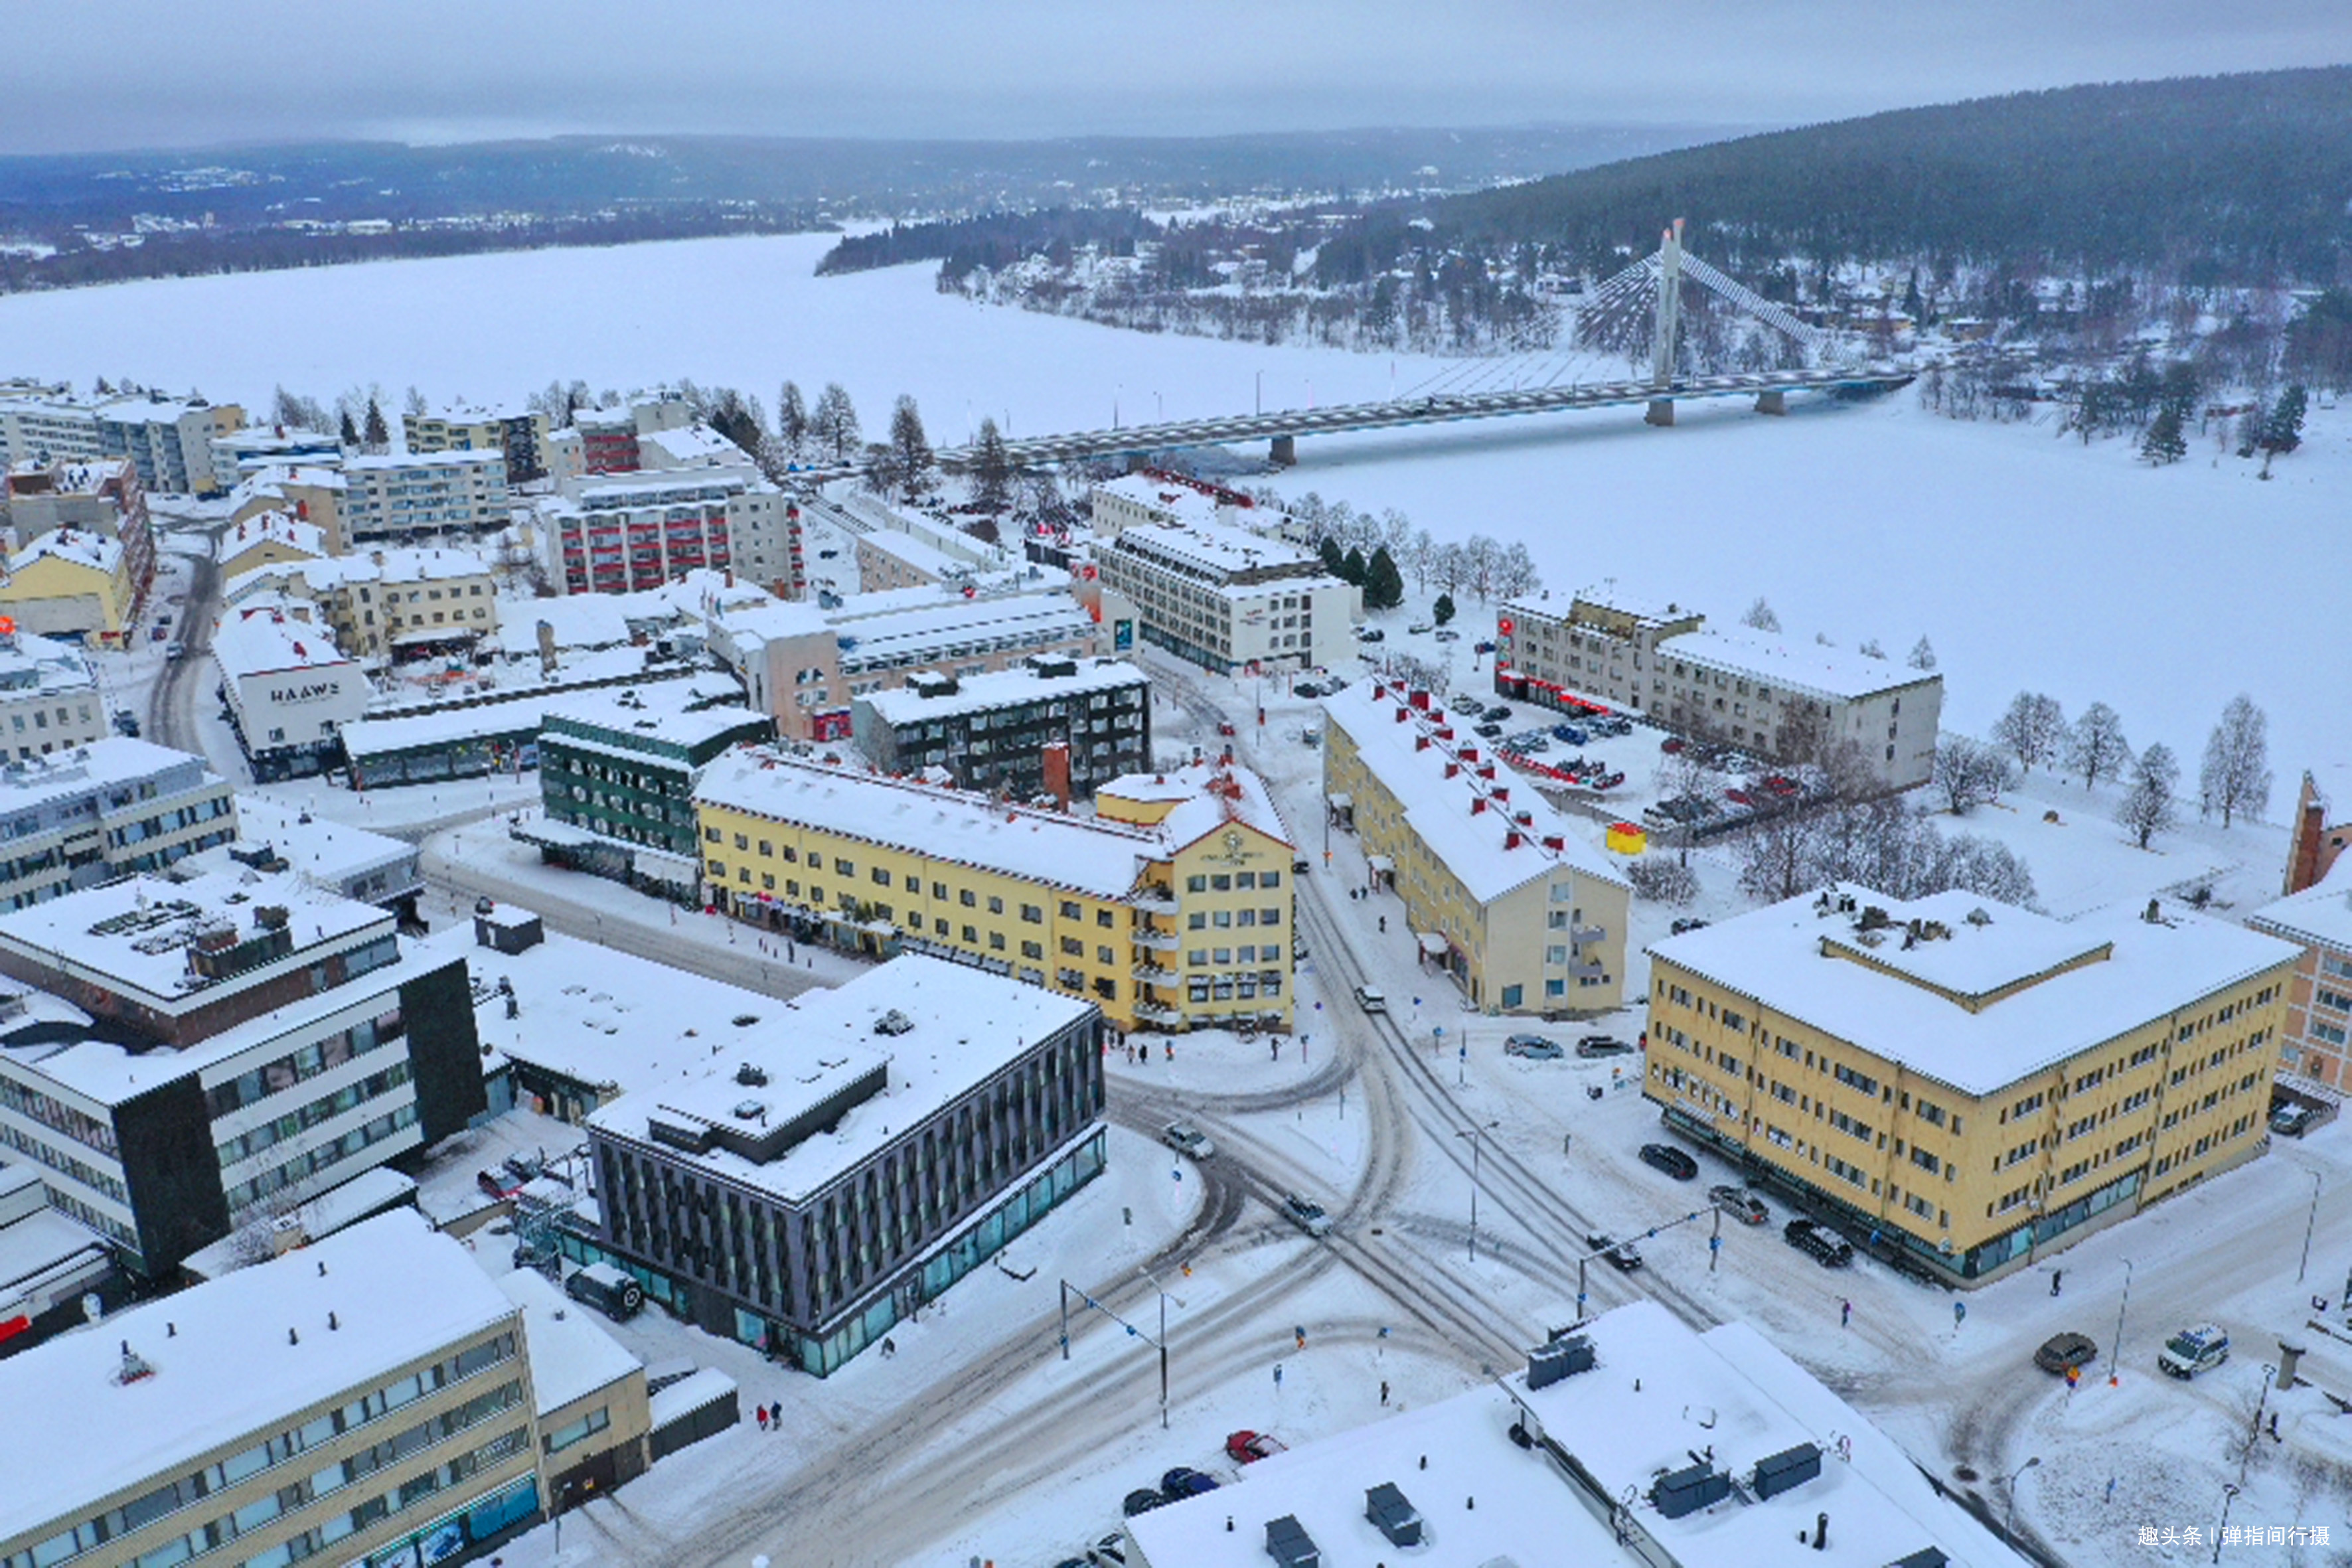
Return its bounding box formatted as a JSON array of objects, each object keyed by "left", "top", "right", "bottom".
[{"left": 3, "top": 24, "right": 2352, "bottom": 1568}]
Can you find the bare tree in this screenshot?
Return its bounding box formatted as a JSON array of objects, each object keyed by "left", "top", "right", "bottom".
[
  {"left": 1461, "top": 535, "right": 1502, "bottom": 600},
  {"left": 2198, "top": 693, "right": 2272, "bottom": 828},
  {"left": 1432, "top": 541, "right": 1469, "bottom": 597},
  {"left": 969, "top": 416, "right": 1012, "bottom": 515},
  {"left": 777, "top": 380, "right": 809, "bottom": 459},
  {"left": 1991, "top": 692, "right": 2067, "bottom": 775},
  {"left": 1405, "top": 527, "right": 1436, "bottom": 589},
  {"left": 1859, "top": 638, "right": 1887, "bottom": 660},
  {"left": 2116, "top": 742, "right": 2179, "bottom": 848},
  {"left": 1933, "top": 736, "right": 2011, "bottom": 815},
  {"left": 1742, "top": 597, "right": 1781, "bottom": 633},
  {"left": 2064, "top": 702, "right": 2132, "bottom": 791},
  {"left": 811, "top": 382, "right": 862, "bottom": 463},
  {"left": 1378, "top": 507, "right": 1415, "bottom": 556},
  {"left": 1626, "top": 856, "right": 1699, "bottom": 904},
  {"left": 1907, "top": 636, "right": 1937, "bottom": 670},
  {"left": 1495, "top": 540, "right": 1541, "bottom": 601}
]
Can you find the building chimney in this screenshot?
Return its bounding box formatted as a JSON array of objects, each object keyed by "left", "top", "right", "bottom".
[
  {"left": 1415, "top": 736, "right": 1431, "bottom": 751},
  {"left": 1041, "top": 742, "right": 1072, "bottom": 812},
  {"left": 1543, "top": 834, "right": 1565, "bottom": 850},
  {"left": 1492, "top": 786, "right": 1509, "bottom": 804},
  {"left": 1443, "top": 762, "right": 1460, "bottom": 779},
  {"left": 1470, "top": 797, "right": 1487, "bottom": 815},
  {"left": 1505, "top": 830, "right": 1522, "bottom": 848}
]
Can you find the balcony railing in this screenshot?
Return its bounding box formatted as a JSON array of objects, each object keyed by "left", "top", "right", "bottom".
[{"left": 1131, "top": 927, "right": 1180, "bottom": 952}]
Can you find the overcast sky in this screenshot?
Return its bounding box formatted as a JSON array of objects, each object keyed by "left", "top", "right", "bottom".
[{"left": 5, "top": 0, "right": 2349, "bottom": 155}]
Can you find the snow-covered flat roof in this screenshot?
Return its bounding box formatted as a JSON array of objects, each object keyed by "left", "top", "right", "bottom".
[
  {"left": 191, "top": 793, "right": 415, "bottom": 890},
  {"left": 1091, "top": 472, "right": 1221, "bottom": 526},
  {"left": 1650, "top": 888, "right": 2302, "bottom": 1096},
  {"left": 495, "top": 1267, "right": 641, "bottom": 1417},
  {"left": 1663, "top": 625, "right": 1935, "bottom": 703},
  {"left": 856, "top": 657, "right": 1146, "bottom": 726},
  {"left": 637, "top": 424, "right": 750, "bottom": 467},
  {"left": 821, "top": 569, "right": 1071, "bottom": 625},
  {"left": 1107, "top": 516, "right": 1320, "bottom": 580},
  {"left": 343, "top": 450, "right": 506, "bottom": 475},
  {"left": 235, "top": 544, "right": 494, "bottom": 597},
  {"left": 0, "top": 1210, "right": 519, "bottom": 1545},
  {"left": 831, "top": 594, "right": 1096, "bottom": 671},
  {"left": 1323, "top": 680, "right": 1626, "bottom": 904},
  {"left": 2248, "top": 864, "right": 2352, "bottom": 953},
  {"left": 0, "top": 737, "right": 213, "bottom": 813},
  {"left": 437, "top": 921, "right": 782, "bottom": 1097},
  {"left": 1510, "top": 1300, "right": 2025, "bottom": 1568},
  {"left": 341, "top": 669, "right": 730, "bottom": 759},
  {"left": 1128, "top": 1382, "right": 1626, "bottom": 1567},
  {"left": 586, "top": 954, "right": 1095, "bottom": 1204},
  {"left": 495, "top": 595, "right": 636, "bottom": 657},
  {"left": 0, "top": 627, "right": 96, "bottom": 695},
  {"left": 541, "top": 686, "right": 769, "bottom": 753},
  {"left": 210, "top": 609, "right": 352, "bottom": 678}
]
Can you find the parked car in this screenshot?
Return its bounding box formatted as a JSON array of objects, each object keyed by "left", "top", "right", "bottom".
[
  {"left": 1449, "top": 692, "right": 1482, "bottom": 711},
  {"left": 1217, "top": 721, "right": 1236, "bottom": 737},
  {"left": 1085, "top": 1533, "right": 1130, "bottom": 1567},
  {"left": 112, "top": 710, "right": 141, "bottom": 737},
  {"left": 1162, "top": 1121, "right": 1216, "bottom": 1160},
  {"left": 164, "top": 641, "right": 186, "bottom": 660},
  {"left": 1161, "top": 1467, "right": 1220, "bottom": 1498},
  {"left": 817, "top": 547, "right": 838, "bottom": 558},
  {"left": 1725, "top": 788, "right": 1754, "bottom": 807},
  {"left": 2270, "top": 1101, "right": 2317, "bottom": 1137},
  {"left": 1281, "top": 1193, "right": 1332, "bottom": 1238},
  {"left": 1669, "top": 918, "right": 1710, "bottom": 935},
  {"left": 1121, "top": 1488, "right": 1168, "bottom": 1518},
  {"left": 1354, "top": 984, "right": 1387, "bottom": 1014},
  {"left": 1660, "top": 736, "right": 1686, "bottom": 754},
  {"left": 1408, "top": 622, "right": 1434, "bottom": 635},
  {"left": 2158, "top": 1324, "right": 2231, "bottom": 1379},
  {"left": 1484, "top": 704, "right": 1514, "bottom": 722},
  {"left": 1434, "top": 628, "right": 1461, "bottom": 642},
  {"left": 564, "top": 1262, "right": 645, "bottom": 1322},
  {"left": 1504, "top": 1033, "right": 1565, "bottom": 1059},
  {"left": 1293, "top": 856, "right": 1312, "bottom": 874},
  {"left": 1576, "top": 1035, "right": 1633, "bottom": 1058},
  {"left": 1474, "top": 640, "right": 1496, "bottom": 653},
  {"left": 1585, "top": 1231, "right": 1644, "bottom": 1271},
  {"left": 2034, "top": 1332, "right": 2099, "bottom": 1375},
  {"left": 1551, "top": 724, "right": 1587, "bottom": 745},
  {"left": 1708, "top": 1184, "right": 1769, "bottom": 1225},
  {"left": 475, "top": 1170, "right": 520, "bottom": 1200},
  {"left": 1358, "top": 628, "right": 1385, "bottom": 643},
  {"left": 1782, "top": 1218, "right": 1855, "bottom": 1268},
  {"left": 1226, "top": 1430, "right": 1287, "bottom": 1464},
  {"left": 1474, "top": 722, "right": 1505, "bottom": 739},
  {"left": 1300, "top": 730, "right": 1321, "bottom": 748},
  {"left": 1638, "top": 1142, "right": 1698, "bottom": 1180},
  {"left": 1294, "top": 681, "right": 1324, "bottom": 699}
]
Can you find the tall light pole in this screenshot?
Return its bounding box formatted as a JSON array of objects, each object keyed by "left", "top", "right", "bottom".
[
  {"left": 2002, "top": 1455, "right": 2041, "bottom": 1544},
  {"left": 2110, "top": 1258, "right": 2134, "bottom": 1387},
  {"left": 2298, "top": 1172, "right": 2323, "bottom": 1285},
  {"left": 2212, "top": 1483, "right": 2240, "bottom": 1565},
  {"left": 1456, "top": 1121, "right": 1499, "bottom": 1261}
]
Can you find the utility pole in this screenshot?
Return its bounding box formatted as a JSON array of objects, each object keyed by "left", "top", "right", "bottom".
[
  {"left": 1646, "top": 219, "right": 1684, "bottom": 428},
  {"left": 1456, "top": 1122, "right": 1498, "bottom": 1261}
]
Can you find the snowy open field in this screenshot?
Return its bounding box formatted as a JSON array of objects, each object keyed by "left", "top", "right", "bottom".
[{"left": 5, "top": 230, "right": 2342, "bottom": 780}]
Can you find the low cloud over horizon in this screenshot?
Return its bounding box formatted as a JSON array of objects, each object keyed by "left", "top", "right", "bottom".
[{"left": 5, "top": 0, "right": 2349, "bottom": 156}]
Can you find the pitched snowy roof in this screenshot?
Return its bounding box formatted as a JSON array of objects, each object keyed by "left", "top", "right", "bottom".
[
  {"left": 0, "top": 1211, "right": 517, "bottom": 1545},
  {"left": 214, "top": 509, "right": 330, "bottom": 566},
  {"left": 1651, "top": 887, "right": 2302, "bottom": 1095},
  {"left": 1322, "top": 678, "right": 1626, "bottom": 903},
  {"left": 2247, "top": 855, "right": 2352, "bottom": 954},
  {"left": 9, "top": 528, "right": 121, "bottom": 576}
]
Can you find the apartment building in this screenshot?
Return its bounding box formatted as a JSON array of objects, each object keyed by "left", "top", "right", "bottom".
[
  {"left": 573, "top": 392, "right": 694, "bottom": 475},
  {"left": 0, "top": 528, "right": 143, "bottom": 648},
  {"left": 0, "top": 1212, "right": 546, "bottom": 1568},
  {"left": 710, "top": 576, "right": 1098, "bottom": 744},
  {"left": 216, "top": 509, "right": 333, "bottom": 582},
  {"left": 1086, "top": 470, "right": 1293, "bottom": 539},
  {"left": 2246, "top": 860, "right": 2352, "bottom": 1092},
  {"left": 1322, "top": 679, "right": 1630, "bottom": 1013},
  {"left": 403, "top": 403, "right": 552, "bottom": 487},
  {"left": 852, "top": 655, "right": 1151, "bottom": 799},
  {"left": 694, "top": 753, "right": 1295, "bottom": 1034},
  {"left": 95, "top": 394, "right": 245, "bottom": 496},
  {"left": 0, "top": 625, "right": 106, "bottom": 761},
  {"left": 341, "top": 451, "right": 511, "bottom": 542},
  {"left": 0, "top": 738, "right": 235, "bottom": 912},
  {"left": 530, "top": 688, "right": 775, "bottom": 885},
  {"left": 0, "top": 868, "right": 485, "bottom": 1274},
  {"left": 228, "top": 465, "right": 351, "bottom": 554},
  {"left": 2, "top": 457, "right": 155, "bottom": 631},
  {"left": 584, "top": 954, "right": 1105, "bottom": 1374},
  {"left": 1094, "top": 518, "right": 1355, "bottom": 673},
  {"left": 208, "top": 426, "right": 345, "bottom": 484},
  {"left": 540, "top": 467, "right": 801, "bottom": 600},
  {"left": 1496, "top": 590, "right": 1944, "bottom": 791},
  {"left": 0, "top": 395, "right": 108, "bottom": 471},
  {"left": 1644, "top": 887, "right": 2298, "bottom": 1283},
  {"left": 224, "top": 545, "right": 499, "bottom": 663}
]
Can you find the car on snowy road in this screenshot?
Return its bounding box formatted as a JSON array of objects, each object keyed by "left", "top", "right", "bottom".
[
  {"left": 1354, "top": 984, "right": 1387, "bottom": 1014},
  {"left": 1227, "top": 1430, "right": 1287, "bottom": 1463},
  {"left": 1585, "top": 1231, "right": 1644, "bottom": 1271},
  {"left": 1709, "top": 1185, "right": 1769, "bottom": 1225},
  {"left": 1638, "top": 1142, "right": 1699, "bottom": 1180},
  {"left": 2034, "top": 1332, "right": 2098, "bottom": 1375},
  {"left": 1576, "top": 1035, "right": 1634, "bottom": 1058},
  {"left": 1409, "top": 622, "right": 1434, "bottom": 635},
  {"left": 1281, "top": 1193, "right": 1332, "bottom": 1238},
  {"left": 1504, "top": 1033, "right": 1564, "bottom": 1059},
  {"left": 2159, "top": 1324, "right": 2231, "bottom": 1379},
  {"left": 1782, "top": 1219, "right": 1855, "bottom": 1268},
  {"left": 1162, "top": 1121, "right": 1216, "bottom": 1160}
]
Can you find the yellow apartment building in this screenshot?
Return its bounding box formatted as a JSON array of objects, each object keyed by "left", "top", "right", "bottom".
[
  {"left": 1644, "top": 886, "right": 2298, "bottom": 1283},
  {"left": 693, "top": 751, "right": 1296, "bottom": 1034},
  {"left": 1322, "top": 678, "right": 1630, "bottom": 1014},
  {"left": 0, "top": 530, "right": 140, "bottom": 647}
]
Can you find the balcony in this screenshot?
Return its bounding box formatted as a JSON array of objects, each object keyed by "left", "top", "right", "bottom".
[
  {"left": 1129, "top": 884, "right": 1180, "bottom": 913},
  {"left": 1572, "top": 925, "right": 1608, "bottom": 947},
  {"left": 1133, "top": 961, "right": 1178, "bottom": 983},
  {"left": 1131, "top": 926, "right": 1180, "bottom": 952},
  {"left": 1137, "top": 1000, "right": 1187, "bottom": 1026}
]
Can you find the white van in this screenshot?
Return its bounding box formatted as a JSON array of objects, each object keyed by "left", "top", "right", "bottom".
[
  {"left": 2157, "top": 1324, "right": 2230, "bottom": 1379},
  {"left": 1354, "top": 985, "right": 1387, "bottom": 1014}
]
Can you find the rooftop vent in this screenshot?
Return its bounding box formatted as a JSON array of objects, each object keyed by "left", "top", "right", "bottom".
[
  {"left": 735, "top": 1064, "right": 768, "bottom": 1087},
  {"left": 1651, "top": 1460, "right": 1731, "bottom": 1520},
  {"left": 1527, "top": 1334, "right": 1595, "bottom": 1389},
  {"left": 732, "top": 1100, "right": 766, "bottom": 1121},
  {"left": 1265, "top": 1514, "right": 1320, "bottom": 1568},
  {"left": 1964, "top": 907, "right": 1993, "bottom": 927},
  {"left": 1753, "top": 1442, "right": 1823, "bottom": 1500},
  {"left": 1364, "top": 1482, "right": 1423, "bottom": 1547},
  {"left": 873, "top": 1009, "right": 914, "bottom": 1036}
]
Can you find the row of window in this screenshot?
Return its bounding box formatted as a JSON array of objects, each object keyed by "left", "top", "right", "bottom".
[
  {"left": 216, "top": 1060, "right": 412, "bottom": 1170},
  {"left": 226, "top": 1102, "right": 419, "bottom": 1215},
  {"left": 204, "top": 1002, "right": 406, "bottom": 1119},
  {"left": 0, "top": 1118, "right": 127, "bottom": 1204}
]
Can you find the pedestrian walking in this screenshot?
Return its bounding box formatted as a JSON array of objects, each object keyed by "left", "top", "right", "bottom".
[
  {"left": 2051, "top": 1269, "right": 2063, "bottom": 1296},
  {"left": 757, "top": 1405, "right": 769, "bottom": 1431},
  {"left": 1379, "top": 1379, "right": 1390, "bottom": 1407},
  {"left": 1164, "top": 1042, "right": 1173, "bottom": 1063},
  {"left": 1273, "top": 1363, "right": 1283, "bottom": 1389},
  {"left": 1271, "top": 1040, "right": 1280, "bottom": 1061},
  {"left": 1379, "top": 915, "right": 1387, "bottom": 933},
  {"left": 1840, "top": 1298, "right": 1851, "bottom": 1329},
  {"left": 768, "top": 1401, "right": 781, "bottom": 1429}
]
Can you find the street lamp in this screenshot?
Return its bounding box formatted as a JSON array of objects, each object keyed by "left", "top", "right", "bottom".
[
  {"left": 2110, "top": 1258, "right": 2135, "bottom": 1386},
  {"left": 2002, "top": 1456, "right": 2041, "bottom": 1543},
  {"left": 1456, "top": 1121, "right": 1500, "bottom": 1261},
  {"left": 2212, "top": 1484, "right": 2240, "bottom": 1565},
  {"left": 2298, "top": 1172, "right": 2323, "bottom": 1285}
]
